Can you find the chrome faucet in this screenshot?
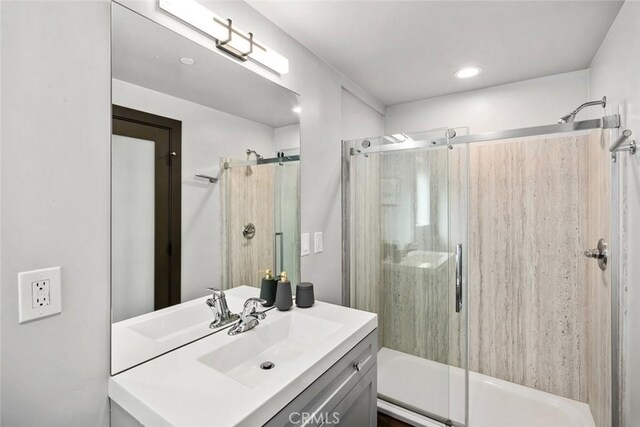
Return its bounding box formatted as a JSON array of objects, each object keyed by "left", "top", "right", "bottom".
[
  {"left": 206, "top": 288, "right": 240, "bottom": 329},
  {"left": 228, "top": 298, "right": 267, "bottom": 336}
]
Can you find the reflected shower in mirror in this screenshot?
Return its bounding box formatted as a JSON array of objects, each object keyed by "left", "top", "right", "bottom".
[{"left": 111, "top": 3, "right": 300, "bottom": 374}]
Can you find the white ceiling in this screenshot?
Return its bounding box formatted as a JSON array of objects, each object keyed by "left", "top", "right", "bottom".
[
  {"left": 112, "top": 3, "right": 300, "bottom": 128},
  {"left": 248, "top": 1, "right": 624, "bottom": 106}
]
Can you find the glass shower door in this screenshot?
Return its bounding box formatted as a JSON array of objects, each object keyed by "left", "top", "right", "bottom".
[
  {"left": 346, "top": 132, "right": 468, "bottom": 426},
  {"left": 274, "top": 159, "right": 300, "bottom": 286},
  {"left": 221, "top": 157, "right": 300, "bottom": 289}
]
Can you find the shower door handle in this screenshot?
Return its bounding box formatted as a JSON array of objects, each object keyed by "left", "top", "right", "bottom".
[
  {"left": 455, "top": 244, "right": 463, "bottom": 313},
  {"left": 274, "top": 232, "right": 284, "bottom": 274}
]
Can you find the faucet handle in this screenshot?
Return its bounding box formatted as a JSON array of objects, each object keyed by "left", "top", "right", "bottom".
[
  {"left": 242, "top": 297, "right": 267, "bottom": 319},
  {"left": 206, "top": 287, "right": 225, "bottom": 300}
]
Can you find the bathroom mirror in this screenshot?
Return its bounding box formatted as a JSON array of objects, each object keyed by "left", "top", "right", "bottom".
[{"left": 110, "top": 3, "right": 301, "bottom": 374}]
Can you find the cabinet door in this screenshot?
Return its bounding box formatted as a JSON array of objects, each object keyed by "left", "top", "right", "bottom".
[
  {"left": 331, "top": 363, "right": 377, "bottom": 426},
  {"left": 265, "top": 331, "right": 377, "bottom": 427}
]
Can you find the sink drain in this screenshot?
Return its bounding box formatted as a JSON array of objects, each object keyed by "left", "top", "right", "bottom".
[{"left": 260, "top": 361, "right": 275, "bottom": 370}]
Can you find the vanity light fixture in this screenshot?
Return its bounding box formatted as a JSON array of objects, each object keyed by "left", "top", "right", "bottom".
[
  {"left": 159, "top": 0, "right": 289, "bottom": 75},
  {"left": 179, "top": 57, "right": 195, "bottom": 65},
  {"left": 292, "top": 107, "right": 301, "bottom": 114},
  {"left": 455, "top": 66, "right": 482, "bottom": 79}
]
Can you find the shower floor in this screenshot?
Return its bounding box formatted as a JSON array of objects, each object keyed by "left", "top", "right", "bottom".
[{"left": 377, "top": 347, "right": 595, "bottom": 427}]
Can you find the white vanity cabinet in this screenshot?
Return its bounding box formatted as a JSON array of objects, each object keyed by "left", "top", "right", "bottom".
[
  {"left": 112, "top": 330, "right": 378, "bottom": 427},
  {"left": 264, "top": 331, "right": 377, "bottom": 427},
  {"left": 109, "top": 287, "right": 378, "bottom": 427}
]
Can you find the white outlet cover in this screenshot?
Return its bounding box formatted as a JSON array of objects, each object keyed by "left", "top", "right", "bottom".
[
  {"left": 301, "top": 233, "right": 310, "bottom": 256},
  {"left": 314, "top": 232, "right": 323, "bottom": 253},
  {"left": 18, "top": 267, "right": 62, "bottom": 323}
]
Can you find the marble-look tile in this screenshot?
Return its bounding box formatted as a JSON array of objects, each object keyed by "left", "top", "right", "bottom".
[
  {"left": 351, "top": 153, "right": 384, "bottom": 347},
  {"left": 468, "top": 134, "right": 589, "bottom": 401},
  {"left": 585, "top": 129, "right": 611, "bottom": 427},
  {"left": 221, "top": 164, "right": 275, "bottom": 289}
]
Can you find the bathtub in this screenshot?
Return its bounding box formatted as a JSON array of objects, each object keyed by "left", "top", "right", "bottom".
[{"left": 377, "top": 347, "right": 595, "bottom": 427}]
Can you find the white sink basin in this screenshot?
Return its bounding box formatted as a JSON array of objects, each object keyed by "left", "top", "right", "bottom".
[
  {"left": 198, "top": 312, "right": 342, "bottom": 387},
  {"left": 109, "top": 286, "right": 377, "bottom": 427},
  {"left": 399, "top": 250, "right": 452, "bottom": 269}
]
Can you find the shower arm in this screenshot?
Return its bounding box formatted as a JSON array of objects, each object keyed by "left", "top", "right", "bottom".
[
  {"left": 572, "top": 97, "right": 607, "bottom": 116},
  {"left": 246, "top": 149, "right": 263, "bottom": 160},
  {"left": 559, "top": 96, "right": 606, "bottom": 123}
]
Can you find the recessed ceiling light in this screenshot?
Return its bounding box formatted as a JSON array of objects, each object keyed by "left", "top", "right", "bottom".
[
  {"left": 179, "top": 57, "right": 195, "bottom": 65},
  {"left": 455, "top": 67, "right": 481, "bottom": 79},
  {"left": 292, "top": 107, "right": 301, "bottom": 114}
]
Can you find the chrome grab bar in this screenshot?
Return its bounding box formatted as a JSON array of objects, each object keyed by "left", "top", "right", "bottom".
[
  {"left": 609, "top": 129, "right": 633, "bottom": 153},
  {"left": 455, "top": 244, "right": 463, "bottom": 313}
]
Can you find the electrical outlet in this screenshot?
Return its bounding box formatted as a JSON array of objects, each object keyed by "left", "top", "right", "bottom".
[
  {"left": 31, "top": 280, "right": 51, "bottom": 308},
  {"left": 18, "top": 267, "right": 62, "bottom": 323}
]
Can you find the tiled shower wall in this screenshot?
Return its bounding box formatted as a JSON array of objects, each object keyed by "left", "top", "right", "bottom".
[
  {"left": 222, "top": 164, "right": 275, "bottom": 289},
  {"left": 350, "top": 130, "right": 611, "bottom": 425},
  {"left": 222, "top": 162, "right": 301, "bottom": 289},
  {"left": 468, "top": 130, "right": 611, "bottom": 425}
]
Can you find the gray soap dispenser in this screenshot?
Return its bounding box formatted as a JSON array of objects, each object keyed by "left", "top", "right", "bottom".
[
  {"left": 275, "top": 271, "right": 293, "bottom": 311},
  {"left": 259, "top": 269, "right": 277, "bottom": 307}
]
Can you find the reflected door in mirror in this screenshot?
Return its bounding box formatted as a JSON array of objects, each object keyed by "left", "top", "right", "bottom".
[{"left": 112, "top": 106, "right": 182, "bottom": 322}]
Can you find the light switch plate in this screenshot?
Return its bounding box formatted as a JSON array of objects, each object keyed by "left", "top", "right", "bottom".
[
  {"left": 314, "top": 232, "right": 323, "bottom": 253},
  {"left": 301, "top": 233, "right": 310, "bottom": 256},
  {"left": 18, "top": 267, "right": 62, "bottom": 323}
]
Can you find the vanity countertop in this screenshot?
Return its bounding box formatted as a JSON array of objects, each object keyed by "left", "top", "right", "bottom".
[
  {"left": 111, "top": 289, "right": 251, "bottom": 374},
  {"left": 108, "top": 286, "right": 377, "bottom": 427}
]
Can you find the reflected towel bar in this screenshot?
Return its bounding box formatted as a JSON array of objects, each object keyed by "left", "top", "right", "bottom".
[
  {"left": 609, "top": 129, "right": 636, "bottom": 155},
  {"left": 195, "top": 174, "right": 218, "bottom": 183}
]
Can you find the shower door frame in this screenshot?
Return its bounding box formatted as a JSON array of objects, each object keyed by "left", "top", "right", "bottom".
[{"left": 341, "top": 114, "right": 624, "bottom": 427}]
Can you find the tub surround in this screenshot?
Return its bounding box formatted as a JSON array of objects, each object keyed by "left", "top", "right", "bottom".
[
  {"left": 109, "top": 286, "right": 377, "bottom": 426},
  {"left": 378, "top": 347, "right": 595, "bottom": 427},
  {"left": 468, "top": 130, "right": 611, "bottom": 426},
  {"left": 349, "top": 130, "right": 612, "bottom": 424}
]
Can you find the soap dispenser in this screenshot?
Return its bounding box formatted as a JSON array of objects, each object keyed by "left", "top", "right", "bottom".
[
  {"left": 275, "top": 271, "right": 293, "bottom": 311},
  {"left": 259, "top": 269, "right": 277, "bottom": 307}
]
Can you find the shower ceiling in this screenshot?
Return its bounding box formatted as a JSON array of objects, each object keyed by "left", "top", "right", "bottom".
[{"left": 247, "top": 0, "right": 623, "bottom": 106}]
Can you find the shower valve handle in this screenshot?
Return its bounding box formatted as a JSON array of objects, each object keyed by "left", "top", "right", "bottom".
[
  {"left": 584, "top": 248, "right": 606, "bottom": 259},
  {"left": 584, "top": 238, "right": 608, "bottom": 271}
]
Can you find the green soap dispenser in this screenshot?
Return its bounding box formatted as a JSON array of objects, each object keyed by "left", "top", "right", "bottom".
[
  {"left": 259, "top": 269, "right": 277, "bottom": 307},
  {"left": 275, "top": 271, "right": 293, "bottom": 311}
]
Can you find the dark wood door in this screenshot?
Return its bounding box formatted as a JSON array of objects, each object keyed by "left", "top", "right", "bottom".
[{"left": 112, "top": 105, "right": 181, "bottom": 310}]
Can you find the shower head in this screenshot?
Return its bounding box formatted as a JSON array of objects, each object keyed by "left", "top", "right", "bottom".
[
  {"left": 558, "top": 112, "right": 577, "bottom": 124},
  {"left": 558, "top": 96, "right": 606, "bottom": 124},
  {"left": 246, "top": 149, "right": 263, "bottom": 160}
]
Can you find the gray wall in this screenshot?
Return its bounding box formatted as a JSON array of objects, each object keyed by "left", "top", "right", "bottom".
[
  {"left": 1, "top": 1, "right": 111, "bottom": 426},
  {"left": 589, "top": 2, "right": 640, "bottom": 425},
  {"left": 384, "top": 69, "right": 589, "bottom": 135},
  {"left": 341, "top": 89, "right": 384, "bottom": 141}
]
